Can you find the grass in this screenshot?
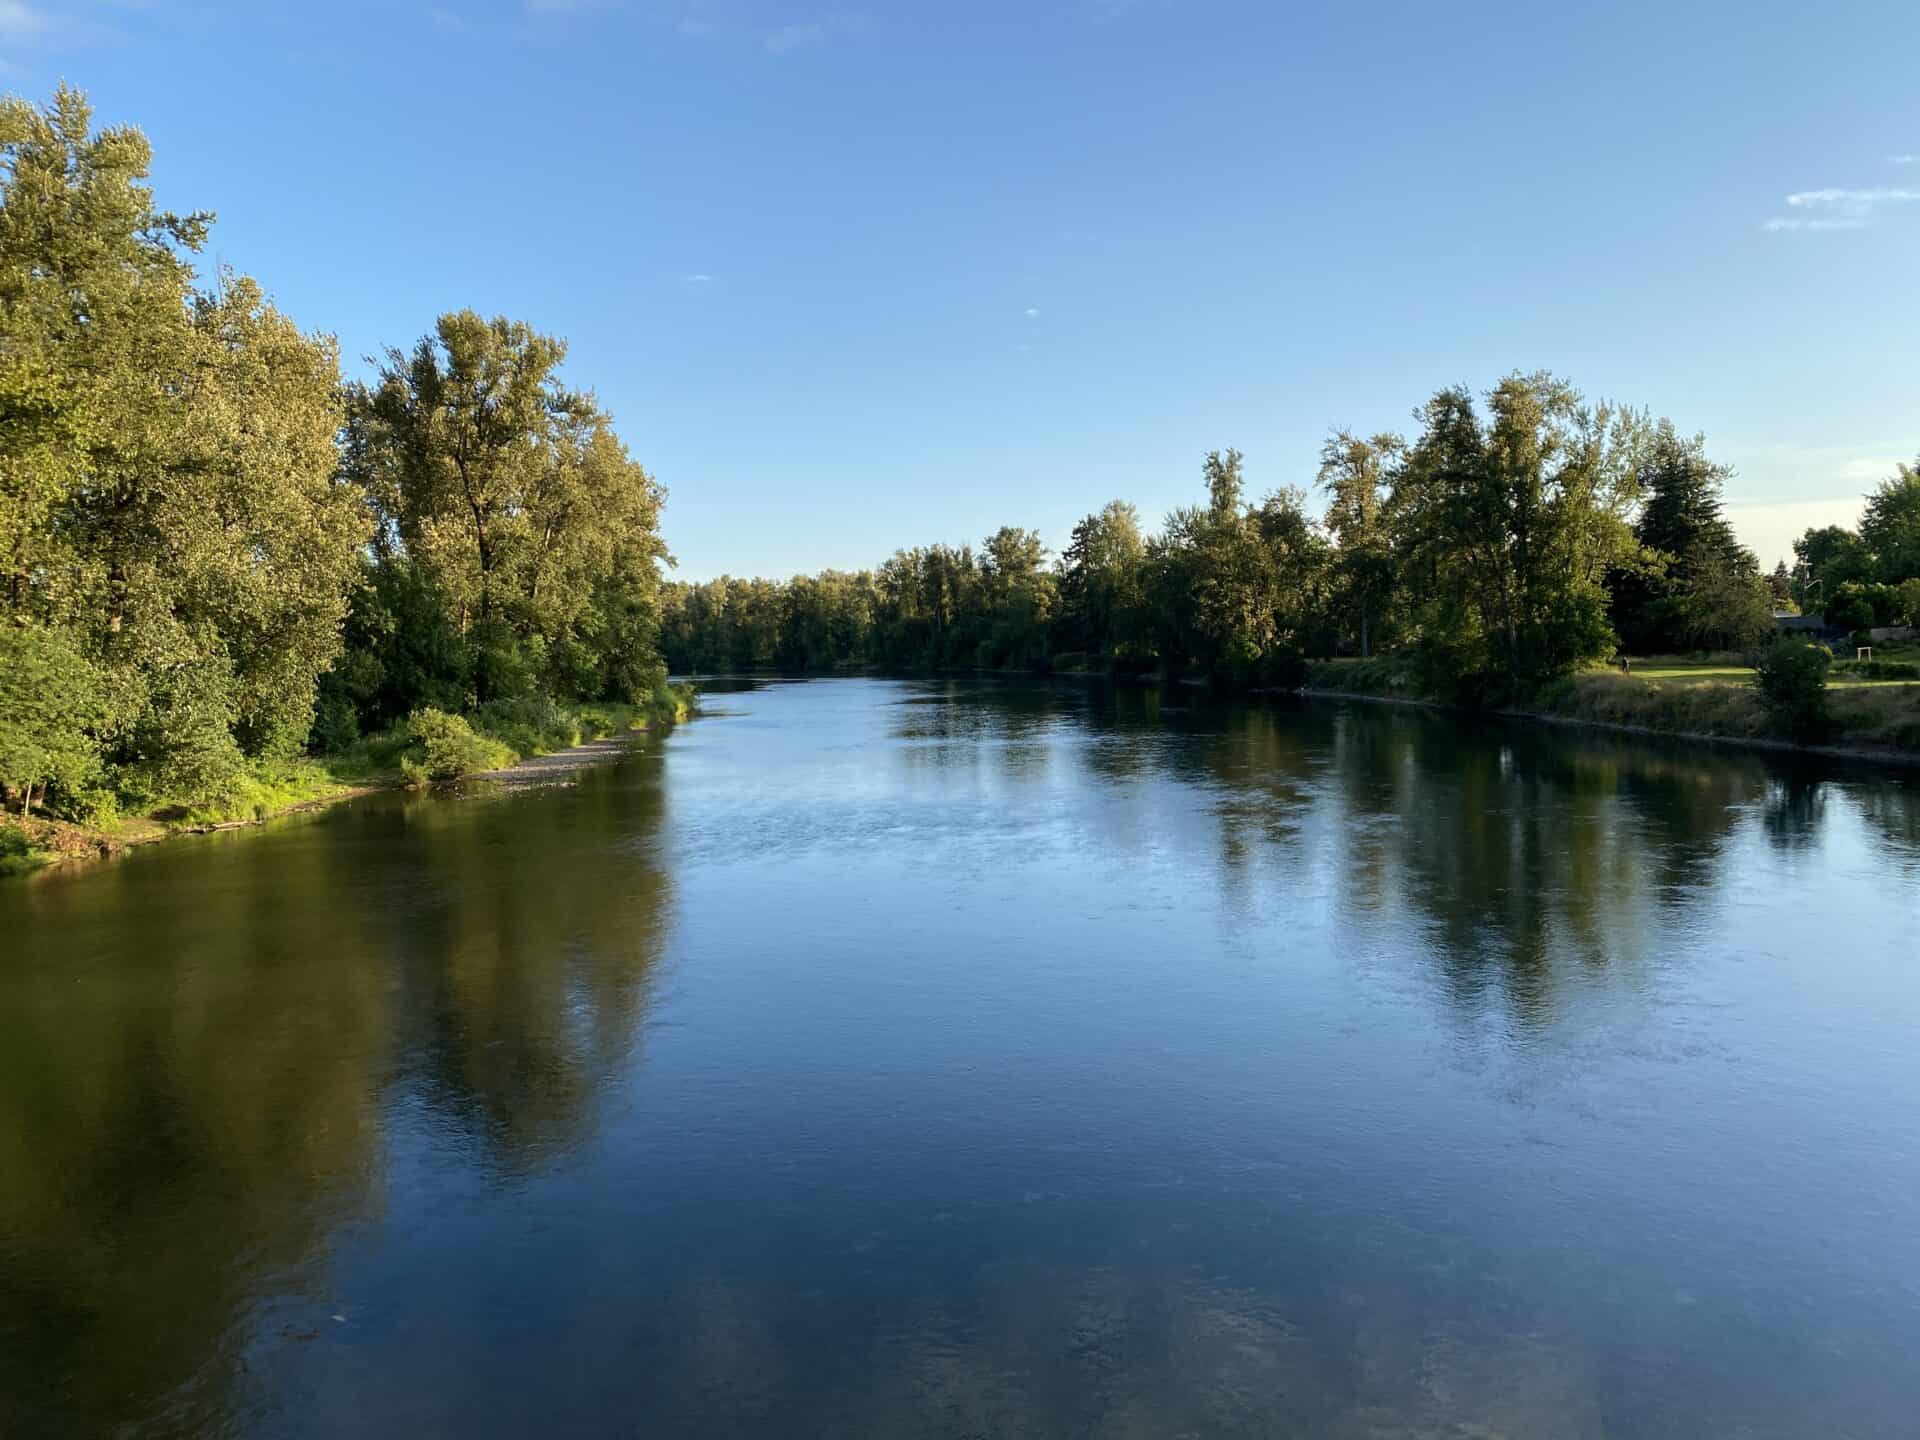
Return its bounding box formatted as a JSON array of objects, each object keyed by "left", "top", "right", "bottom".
[
  {"left": 1306, "top": 651, "right": 1920, "bottom": 756},
  {"left": 1529, "top": 669, "right": 1920, "bottom": 752},
  {"left": 1622, "top": 646, "right": 1920, "bottom": 691}
]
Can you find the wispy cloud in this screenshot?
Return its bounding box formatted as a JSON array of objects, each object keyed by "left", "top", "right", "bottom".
[
  {"left": 1762, "top": 216, "right": 1869, "bottom": 232},
  {"left": 1762, "top": 185, "right": 1920, "bottom": 233},
  {"left": 1786, "top": 186, "right": 1920, "bottom": 211},
  {"left": 1024, "top": 307, "right": 1040, "bottom": 318},
  {"left": 0, "top": 0, "right": 125, "bottom": 51},
  {"left": 0, "top": 0, "right": 50, "bottom": 39},
  {"left": 0, "top": 2, "right": 44, "bottom": 37},
  {"left": 1890, "top": 154, "right": 1917, "bottom": 166},
  {"left": 0, "top": 0, "right": 47, "bottom": 36},
  {"left": 684, "top": 272, "right": 713, "bottom": 284}
]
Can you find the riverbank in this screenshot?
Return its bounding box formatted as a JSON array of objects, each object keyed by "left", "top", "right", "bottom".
[
  {"left": 0, "top": 690, "right": 697, "bottom": 876},
  {"left": 1300, "top": 659, "right": 1920, "bottom": 768}
]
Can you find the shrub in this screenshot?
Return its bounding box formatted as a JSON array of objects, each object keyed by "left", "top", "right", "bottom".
[
  {"left": 398, "top": 708, "right": 512, "bottom": 784},
  {"left": 1753, "top": 637, "right": 1831, "bottom": 741},
  {"left": 469, "top": 695, "right": 579, "bottom": 756}
]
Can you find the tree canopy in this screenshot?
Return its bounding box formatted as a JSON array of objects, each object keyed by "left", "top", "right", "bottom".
[{"left": 0, "top": 85, "right": 675, "bottom": 818}]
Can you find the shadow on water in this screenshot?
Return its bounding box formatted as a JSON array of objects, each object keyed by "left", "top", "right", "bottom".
[{"left": 0, "top": 755, "right": 675, "bottom": 1438}]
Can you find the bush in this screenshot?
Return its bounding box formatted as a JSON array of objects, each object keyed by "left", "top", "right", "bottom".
[
  {"left": 398, "top": 708, "right": 513, "bottom": 785},
  {"left": 469, "top": 695, "right": 579, "bottom": 756},
  {"left": 0, "top": 824, "right": 37, "bottom": 874},
  {"left": 1753, "top": 637, "right": 1831, "bottom": 741}
]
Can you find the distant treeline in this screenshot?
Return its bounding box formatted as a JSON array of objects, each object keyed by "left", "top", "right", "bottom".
[
  {"left": 665, "top": 391, "right": 1920, "bottom": 695},
  {"left": 0, "top": 87, "right": 676, "bottom": 821}
]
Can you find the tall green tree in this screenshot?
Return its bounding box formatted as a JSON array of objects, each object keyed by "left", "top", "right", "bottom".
[
  {"left": 1, "top": 85, "right": 363, "bottom": 803},
  {"left": 1860, "top": 459, "right": 1920, "bottom": 583},
  {"left": 344, "top": 312, "right": 667, "bottom": 703},
  {"left": 1318, "top": 429, "right": 1402, "bottom": 656},
  {"left": 1148, "top": 451, "right": 1327, "bottom": 687},
  {"left": 1393, "top": 375, "right": 1646, "bottom": 695},
  {"left": 1058, "top": 501, "right": 1147, "bottom": 663},
  {"left": 1616, "top": 424, "right": 1769, "bottom": 651}
]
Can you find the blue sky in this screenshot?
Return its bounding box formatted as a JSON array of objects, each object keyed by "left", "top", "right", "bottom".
[{"left": 4, "top": 0, "right": 1917, "bottom": 577}]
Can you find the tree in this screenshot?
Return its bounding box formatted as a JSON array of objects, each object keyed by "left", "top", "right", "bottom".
[
  {"left": 1792, "top": 525, "right": 1873, "bottom": 607},
  {"left": 1894, "top": 578, "right": 1920, "bottom": 628},
  {"left": 1318, "top": 429, "right": 1402, "bottom": 656},
  {"left": 1768, "top": 560, "right": 1796, "bottom": 611},
  {"left": 1860, "top": 459, "right": 1920, "bottom": 583},
  {"left": 1392, "top": 375, "right": 1646, "bottom": 696},
  {"left": 1057, "top": 501, "right": 1147, "bottom": 663},
  {"left": 1146, "top": 452, "right": 1329, "bottom": 688},
  {"left": 345, "top": 312, "right": 667, "bottom": 704},
  {"left": 1, "top": 85, "right": 364, "bottom": 805},
  {"left": 1671, "top": 540, "right": 1773, "bottom": 649},
  {"left": 1614, "top": 423, "right": 1764, "bottom": 651}
]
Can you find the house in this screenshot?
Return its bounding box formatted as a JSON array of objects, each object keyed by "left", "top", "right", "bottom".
[{"left": 1772, "top": 612, "right": 1850, "bottom": 642}]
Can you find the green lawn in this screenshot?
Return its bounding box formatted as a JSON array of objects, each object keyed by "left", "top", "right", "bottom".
[
  {"left": 1625, "top": 654, "right": 1920, "bottom": 690},
  {"left": 1628, "top": 662, "right": 1754, "bottom": 684}
]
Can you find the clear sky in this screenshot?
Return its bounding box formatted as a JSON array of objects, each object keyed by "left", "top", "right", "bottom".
[{"left": 5, "top": 0, "right": 1917, "bottom": 577}]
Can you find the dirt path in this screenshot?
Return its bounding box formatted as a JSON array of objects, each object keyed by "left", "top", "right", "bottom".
[{"left": 472, "top": 734, "right": 646, "bottom": 788}]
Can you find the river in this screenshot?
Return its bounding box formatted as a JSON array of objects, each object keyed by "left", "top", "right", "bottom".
[{"left": 4, "top": 677, "right": 1918, "bottom": 1437}]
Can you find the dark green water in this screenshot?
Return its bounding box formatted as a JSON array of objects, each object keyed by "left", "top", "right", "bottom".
[{"left": 4, "top": 678, "right": 1919, "bottom": 1438}]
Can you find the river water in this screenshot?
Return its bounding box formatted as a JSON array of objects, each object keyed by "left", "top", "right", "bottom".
[{"left": 4, "top": 678, "right": 1918, "bottom": 1438}]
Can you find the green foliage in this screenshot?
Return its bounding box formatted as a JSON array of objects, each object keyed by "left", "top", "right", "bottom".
[
  {"left": 316, "top": 558, "right": 473, "bottom": 736},
  {"left": 1824, "top": 582, "right": 1891, "bottom": 631},
  {"left": 128, "top": 655, "right": 248, "bottom": 811},
  {"left": 1057, "top": 501, "right": 1148, "bottom": 664},
  {"left": 1897, "top": 578, "right": 1920, "bottom": 628},
  {"left": 2, "top": 84, "right": 365, "bottom": 807},
  {"left": 1793, "top": 524, "right": 1874, "bottom": 604},
  {"left": 1860, "top": 460, "right": 1920, "bottom": 583},
  {"left": 1392, "top": 375, "right": 1646, "bottom": 699},
  {"left": 1753, "top": 637, "right": 1832, "bottom": 741},
  {"left": 658, "top": 376, "right": 1784, "bottom": 711},
  {"left": 342, "top": 310, "right": 667, "bottom": 709},
  {"left": 0, "top": 822, "right": 43, "bottom": 874},
  {"left": 1613, "top": 425, "right": 1772, "bottom": 652},
  {"left": 469, "top": 695, "right": 581, "bottom": 757},
  {"left": 0, "top": 86, "right": 681, "bottom": 833},
  {"left": 1319, "top": 430, "right": 1402, "bottom": 657},
  {"left": 397, "top": 708, "right": 514, "bottom": 785},
  {"left": 0, "top": 625, "right": 108, "bottom": 813}
]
